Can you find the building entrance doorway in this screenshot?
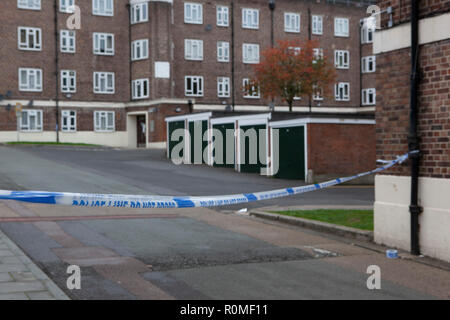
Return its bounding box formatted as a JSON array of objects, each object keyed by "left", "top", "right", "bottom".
[{"left": 137, "top": 115, "right": 146, "bottom": 148}]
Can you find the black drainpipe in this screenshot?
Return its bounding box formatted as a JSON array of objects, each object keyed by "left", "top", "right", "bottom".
[
  {"left": 231, "top": 0, "right": 235, "bottom": 111},
  {"left": 269, "top": 0, "right": 275, "bottom": 47},
  {"left": 408, "top": 0, "right": 422, "bottom": 255},
  {"left": 54, "top": 1, "right": 60, "bottom": 143},
  {"left": 308, "top": 7, "right": 312, "bottom": 112},
  {"left": 126, "top": 4, "right": 132, "bottom": 101},
  {"left": 269, "top": 0, "right": 275, "bottom": 111}
]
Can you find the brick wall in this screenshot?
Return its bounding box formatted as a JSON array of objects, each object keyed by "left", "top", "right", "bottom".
[
  {"left": 308, "top": 123, "right": 376, "bottom": 176},
  {"left": 378, "top": 0, "right": 450, "bottom": 27},
  {"left": 375, "top": 39, "right": 450, "bottom": 178},
  {"left": 171, "top": 0, "right": 373, "bottom": 108}
]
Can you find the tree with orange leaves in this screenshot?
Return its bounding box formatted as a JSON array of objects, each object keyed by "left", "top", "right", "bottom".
[{"left": 248, "top": 40, "right": 336, "bottom": 112}]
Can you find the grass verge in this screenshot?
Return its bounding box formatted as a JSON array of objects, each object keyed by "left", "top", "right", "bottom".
[
  {"left": 272, "top": 209, "right": 374, "bottom": 231},
  {"left": 5, "top": 141, "right": 101, "bottom": 147}
]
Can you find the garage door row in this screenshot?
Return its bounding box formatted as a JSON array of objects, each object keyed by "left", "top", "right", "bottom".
[{"left": 166, "top": 112, "right": 376, "bottom": 182}]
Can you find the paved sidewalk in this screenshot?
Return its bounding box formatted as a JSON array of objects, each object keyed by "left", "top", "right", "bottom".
[{"left": 0, "top": 229, "right": 69, "bottom": 300}]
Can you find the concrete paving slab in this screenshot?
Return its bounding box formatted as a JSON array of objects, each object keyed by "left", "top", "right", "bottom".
[{"left": 0, "top": 293, "right": 29, "bottom": 300}]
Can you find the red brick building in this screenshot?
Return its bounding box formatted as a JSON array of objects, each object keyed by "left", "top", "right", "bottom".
[
  {"left": 373, "top": 0, "right": 450, "bottom": 261},
  {"left": 0, "top": 0, "right": 375, "bottom": 148}
]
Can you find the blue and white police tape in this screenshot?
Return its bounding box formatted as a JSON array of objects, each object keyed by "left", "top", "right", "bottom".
[{"left": 0, "top": 151, "right": 415, "bottom": 209}]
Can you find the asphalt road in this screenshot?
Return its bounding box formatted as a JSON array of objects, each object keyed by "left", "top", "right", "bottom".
[
  {"left": 0, "top": 145, "right": 448, "bottom": 300},
  {"left": 0, "top": 145, "right": 374, "bottom": 209}
]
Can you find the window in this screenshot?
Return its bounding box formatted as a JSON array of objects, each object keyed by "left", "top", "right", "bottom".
[
  {"left": 185, "top": 76, "right": 204, "bottom": 97},
  {"left": 61, "top": 110, "right": 76, "bottom": 132},
  {"left": 61, "top": 70, "right": 76, "bottom": 93},
  {"left": 93, "top": 0, "right": 113, "bottom": 16},
  {"left": 60, "top": 0, "right": 74, "bottom": 13},
  {"left": 312, "top": 15, "right": 323, "bottom": 35},
  {"left": 217, "top": 77, "right": 230, "bottom": 98},
  {"left": 335, "top": 50, "right": 349, "bottom": 69},
  {"left": 335, "top": 82, "right": 350, "bottom": 101},
  {"left": 19, "top": 68, "right": 42, "bottom": 92},
  {"left": 131, "top": 2, "right": 148, "bottom": 24},
  {"left": 313, "top": 86, "right": 323, "bottom": 101},
  {"left": 18, "top": 0, "right": 41, "bottom": 10},
  {"left": 285, "top": 13, "right": 300, "bottom": 33},
  {"left": 93, "top": 72, "right": 114, "bottom": 94},
  {"left": 185, "top": 39, "right": 203, "bottom": 61},
  {"left": 313, "top": 48, "right": 323, "bottom": 62},
  {"left": 18, "top": 27, "right": 41, "bottom": 51},
  {"left": 131, "top": 39, "right": 148, "bottom": 61},
  {"left": 362, "top": 56, "right": 376, "bottom": 73},
  {"left": 243, "top": 78, "right": 259, "bottom": 98},
  {"left": 20, "top": 110, "right": 43, "bottom": 131},
  {"left": 217, "top": 6, "right": 229, "bottom": 27},
  {"left": 242, "top": 8, "right": 259, "bottom": 29},
  {"left": 132, "top": 79, "right": 149, "bottom": 100},
  {"left": 217, "top": 41, "right": 229, "bottom": 62},
  {"left": 60, "top": 30, "right": 76, "bottom": 53},
  {"left": 334, "top": 18, "right": 349, "bottom": 37},
  {"left": 93, "top": 33, "right": 114, "bottom": 55},
  {"left": 94, "top": 111, "right": 115, "bottom": 132},
  {"left": 361, "top": 17, "right": 376, "bottom": 44},
  {"left": 184, "top": 2, "right": 203, "bottom": 24},
  {"left": 243, "top": 44, "right": 259, "bottom": 64},
  {"left": 362, "top": 88, "right": 376, "bottom": 105},
  {"left": 288, "top": 47, "right": 301, "bottom": 55}
]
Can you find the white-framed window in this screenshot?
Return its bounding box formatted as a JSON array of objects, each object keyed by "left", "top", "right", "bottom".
[
  {"left": 93, "top": 0, "right": 113, "bottom": 16},
  {"left": 185, "top": 76, "right": 204, "bottom": 97},
  {"left": 131, "top": 39, "right": 149, "bottom": 61},
  {"left": 18, "top": 0, "right": 41, "bottom": 10},
  {"left": 132, "top": 78, "right": 149, "bottom": 100},
  {"left": 93, "top": 72, "right": 114, "bottom": 94},
  {"left": 243, "top": 43, "right": 259, "bottom": 64},
  {"left": 242, "top": 8, "right": 259, "bottom": 29},
  {"left": 288, "top": 47, "right": 301, "bottom": 55},
  {"left": 243, "top": 78, "right": 259, "bottom": 98},
  {"left": 335, "top": 82, "right": 350, "bottom": 101},
  {"left": 18, "top": 27, "right": 42, "bottom": 51},
  {"left": 184, "top": 2, "right": 203, "bottom": 24},
  {"left": 19, "top": 68, "right": 42, "bottom": 92},
  {"left": 362, "top": 88, "right": 376, "bottom": 105},
  {"left": 217, "top": 41, "right": 230, "bottom": 62},
  {"left": 61, "top": 110, "right": 76, "bottom": 132},
  {"left": 362, "top": 56, "right": 376, "bottom": 73},
  {"left": 61, "top": 70, "right": 76, "bottom": 93},
  {"left": 217, "top": 6, "right": 229, "bottom": 27},
  {"left": 312, "top": 86, "right": 323, "bottom": 101},
  {"left": 361, "top": 17, "right": 375, "bottom": 44},
  {"left": 284, "top": 13, "right": 300, "bottom": 33},
  {"left": 60, "top": 30, "right": 76, "bottom": 53},
  {"left": 60, "top": 0, "right": 75, "bottom": 13},
  {"left": 334, "top": 17, "right": 349, "bottom": 37},
  {"left": 335, "top": 50, "right": 350, "bottom": 69},
  {"left": 20, "top": 110, "right": 43, "bottom": 132},
  {"left": 313, "top": 48, "right": 323, "bottom": 62},
  {"left": 93, "top": 33, "right": 114, "bottom": 55},
  {"left": 131, "top": 2, "right": 148, "bottom": 24},
  {"left": 185, "top": 39, "right": 203, "bottom": 61},
  {"left": 312, "top": 15, "right": 323, "bottom": 35},
  {"left": 94, "top": 111, "right": 115, "bottom": 132},
  {"left": 217, "top": 77, "right": 230, "bottom": 98}
]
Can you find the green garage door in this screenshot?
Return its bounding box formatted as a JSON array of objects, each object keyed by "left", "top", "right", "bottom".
[
  {"left": 212, "top": 123, "right": 235, "bottom": 168},
  {"left": 240, "top": 124, "right": 267, "bottom": 173},
  {"left": 189, "top": 120, "right": 208, "bottom": 164},
  {"left": 274, "top": 125, "right": 305, "bottom": 180},
  {"left": 168, "top": 120, "right": 185, "bottom": 161}
]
